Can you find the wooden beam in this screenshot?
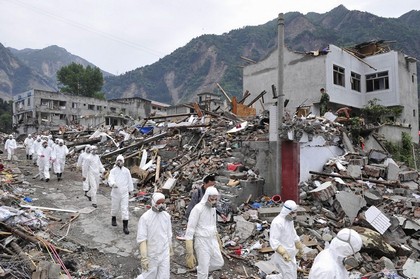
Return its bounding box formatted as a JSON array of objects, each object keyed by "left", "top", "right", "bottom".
[
  {"left": 101, "top": 132, "right": 168, "bottom": 158},
  {"left": 238, "top": 90, "right": 250, "bottom": 104},
  {"left": 247, "top": 90, "right": 267, "bottom": 107},
  {"left": 216, "top": 83, "right": 232, "bottom": 103}
]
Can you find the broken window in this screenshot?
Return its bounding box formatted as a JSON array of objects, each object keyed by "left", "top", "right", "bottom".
[
  {"left": 97, "top": 106, "right": 102, "bottom": 111},
  {"left": 333, "top": 64, "right": 345, "bottom": 87},
  {"left": 351, "top": 72, "right": 361, "bottom": 92},
  {"left": 88, "top": 104, "right": 95, "bottom": 110},
  {"left": 27, "top": 98, "right": 31, "bottom": 106},
  {"left": 110, "top": 107, "right": 116, "bottom": 113},
  {"left": 72, "top": 102, "right": 79, "bottom": 109},
  {"left": 366, "top": 71, "right": 389, "bottom": 92}
]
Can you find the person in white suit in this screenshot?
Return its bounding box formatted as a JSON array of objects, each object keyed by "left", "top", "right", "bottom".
[
  {"left": 52, "top": 139, "right": 69, "bottom": 181},
  {"left": 4, "top": 134, "right": 17, "bottom": 161},
  {"left": 269, "top": 200, "right": 304, "bottom": 279},
  {"left": 82, "top": 145, "right": 104, "bottom": 208},
  {"left": 185, "top": 186, "right": 224, "bottom": 279},
  {"left": 108, "top": 155, "right": 134, "bottom": 234},
  {"left": 136, "top": 193, "right": 172, "bottom": 279}
]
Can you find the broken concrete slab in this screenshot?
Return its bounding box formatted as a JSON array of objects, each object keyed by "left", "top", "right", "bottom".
[
  {"left": 335, "top": 191, "right": 366, "bottom": 223},
  {"left": 234, "top": 215, "right": 256, "bottom": 243}
]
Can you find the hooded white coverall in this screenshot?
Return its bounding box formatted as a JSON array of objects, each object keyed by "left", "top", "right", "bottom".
[
  {"left": 82, "top": 150, "right": 105, "bottom": 204},
  {"left": 108, "top": 155, "right": 134, "bottom": 220},
  {"left": 269, "top": 201, "right": 300, "bottom": 279},
  {"left": 185, "top": 186, "right": 224, "bottom": 279},
  {"left": 136, "top": 193, "right": 172, "bottom": 279},
  {"left": 52, "top": 140, "right": 69, "bottom": 174},
  {"left": 308, "top": 228, "right": 363, "bottom": 279},
  {"left": 31, "top": 137, "right": 42, "bottom": 165},
  {"left": 37, "top": 142, "right": 52, "bottom": 180},
  {"left": 77, "top": 146, "right": 91, "bottom": 192},
  {"left": 24, "top": 135, "right": 34, "bottom": 157},
  {"left": 4, "top": 136, "right": 17, "bottom": 160}
]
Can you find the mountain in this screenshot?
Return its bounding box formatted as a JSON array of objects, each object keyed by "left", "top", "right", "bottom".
[
  {"left": 0, "top": 44, "right": 113, "bottom": 99},
  {"left": 0, "top": 43, "right": 54, "bottom": 98},
  {"left": 9, "top": 45, "right": 113, "bottom": 89},
  {"left": 1, "top": 5, "right": 420, "bottom": 104},
  {"left": 102, "top": 5, "right": 420, "bottom": 104}
]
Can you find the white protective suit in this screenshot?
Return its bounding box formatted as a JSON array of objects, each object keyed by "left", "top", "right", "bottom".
[
  {"left": 269, "top": 200, "right": 300, "bottom": 279},
  {"left": 52, "top": 139, "right": 69, "bottom": 174},
  {"left": 185, "top": 186, "right": 224, "bottom": 279},
  {"left": 308, "top": 228, "right": 363, "bottom": 279},
  {"left": 4, "top": 135, "right": 17, "bottom": 160},
  {"left": 77, "top": 145, "right": 91, "bottom": 192},
  {"left": 23, "top": 134, "right": 34, "bottom": 157},
  {"left": 31, "top": 137, "right": 42, "bottom": 165},
  {"left": 136, "top": 193, "right": 172, "bottom": 279},
  {"left": 37, "top": 141, "right": 52, "bottom": 180},
  {"left": 82, "top": 147, "right": 105, "bottom": 205},
  {"left": 108, "top": 155, "right": 134, "bottom": 220}
]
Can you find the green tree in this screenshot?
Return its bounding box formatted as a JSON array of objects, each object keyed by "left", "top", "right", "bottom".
[
  {"left": 0, "top": 98, "right": 12, "bottom": 133},
  {"left": 57, "top": 63, "right": 104, "bottom": 97}
]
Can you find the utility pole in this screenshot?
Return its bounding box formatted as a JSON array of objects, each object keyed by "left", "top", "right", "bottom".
[{"left": 276, "top": 13, "right": 284, "bottom": 194}]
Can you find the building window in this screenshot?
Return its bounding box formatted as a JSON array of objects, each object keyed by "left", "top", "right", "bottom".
[
  {"left": 110, "top": 107, "right": 116, "bottom": 112},
  {"left": 333, "top": 65, "right": 345, "bottom": 87},
  {"left": 72, "top": 102, "right": 78, "bottom": 108},
  {"left": 121, "top": 108, "right": 126, "bottom": 114},
  {"left": 97, "top": 106, "right": 102, "bottom": 111},
  {"left": 27, "top": 98, "right": 31, "bottom": 106},
  {"left": 88, "top": 104, "right": 95, "bottom": 110},
  {"left": 350, "top": 72, "right": 361, "bottom": 92},
  {"left": 366, "top": 71, "right": 389, "bottom": 92},
  {"left": 413, "top": 110, "right": 416, "bottom": 117}
]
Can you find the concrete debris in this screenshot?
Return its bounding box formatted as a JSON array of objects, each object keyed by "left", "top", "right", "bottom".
[{"left": 1, "top": 107, "right": 420, "bottom": 279}]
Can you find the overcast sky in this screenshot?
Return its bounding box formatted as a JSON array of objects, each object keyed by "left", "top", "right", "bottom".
[{"left": 1, "top": 0, "right": 419, "bottom": 75}]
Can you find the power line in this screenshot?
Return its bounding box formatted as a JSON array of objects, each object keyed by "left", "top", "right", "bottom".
[{"left": 8, "top": 0, "right": 165, "bottom": 58}]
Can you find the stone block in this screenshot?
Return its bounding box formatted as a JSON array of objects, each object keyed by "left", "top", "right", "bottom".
[
  {"left": 363, "top": 165, "right": 385, "bottom": 178},
  {"left": 347, "top": 165, "right": 362, "bottom": 178},
  {"left": 399, "top": 171, "right": 419, "bottom": 182},
  {"left": 257, "top": 207, "right": 281, "bottom": 221},
  {"left": 349, "top": 158, "right": 364, "bottom": 166},
  {"left": 162, "top": 178, "right": 177, "bottom": 195},
  {"left": 309, "top": 181, "right": 337, "bottom": 202}
]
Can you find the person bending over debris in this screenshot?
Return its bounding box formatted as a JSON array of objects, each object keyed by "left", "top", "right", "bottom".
[
  {"left": 136, "top": 192, "right": 172, "bottom": 279},
  {"left": 4, "top": 134, "right": 17, "bottom": 161},
  {"left": 52, "top": 139, "right": 68, "bottom": 181},
  {"left": 308, "top": 228, "right": 363, "bottom": 279},
  {"left": 77, "top": 145, "right": 91, "bottom": 197},
  {"left": 37, "top": 140, "right": 53, "bottom": 182},
  {"left": 185, "top": 186, "right": 224, "bottom": 279},
  {"left": 82, "top": 145, "right": 105, "bottom": 208},
  {"left": 23, "top": 134, "right": 34, "bottom": 160},
  {"left": 108, "top": 155, "right": 134, "bottom": 235},
  {"left": 269, "top": 200, "right": 304, "bottom": 279},
  {"left": 185, "top": 174, "right": 227, "bottom": 222}
]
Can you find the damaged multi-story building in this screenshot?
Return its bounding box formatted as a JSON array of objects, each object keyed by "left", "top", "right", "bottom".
[
  {"left": 243, "top": 40, "right": 419, "bottom": 143},
  {"left": 12, "top": 89, "right": 152, "bottom": 135}
]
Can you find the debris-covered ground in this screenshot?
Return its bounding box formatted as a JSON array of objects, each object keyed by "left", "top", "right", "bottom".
[{"left": 1, "top": 109, "right": 420, "bottom": 279}]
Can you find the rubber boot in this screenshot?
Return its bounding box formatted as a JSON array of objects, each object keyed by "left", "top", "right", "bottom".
[
  {"left": 57, "top": 173, "right": 60, "bottom": 181},
  {"left": 112, "top": 216, "right": 117, "bottom": 226},
  {"left": 123, "top": 220, "right": 129, "bottom": 235}
]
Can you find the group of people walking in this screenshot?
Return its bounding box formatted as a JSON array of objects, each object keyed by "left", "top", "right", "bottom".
[{"left": 4, "top": 133, "right": 363, "bottom": 279}]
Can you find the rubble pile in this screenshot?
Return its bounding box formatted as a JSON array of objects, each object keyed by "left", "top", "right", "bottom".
[{"left": 0, "top": 109, "right": 419, "bottom": 278}]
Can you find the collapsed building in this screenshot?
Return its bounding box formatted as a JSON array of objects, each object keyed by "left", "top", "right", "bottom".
[{"left": 1, "top": 40, "right": 419, "bottom": 278}]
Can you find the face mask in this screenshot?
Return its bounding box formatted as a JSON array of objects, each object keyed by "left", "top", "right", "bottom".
[
  {"left": 343, "top": 256, "right": 359, "bottom": 268},
  {"left": 285, "top": 211, "right": 297, "bottom": 221},
  {"left": 206, "top": 200, "right": 217, "bottom": 208},
  {"left": 153, "top": 204, "right": 166, "bottom": 212},
  {"left": 116, "top": 161, "right": 123, "bottom": 167}
]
